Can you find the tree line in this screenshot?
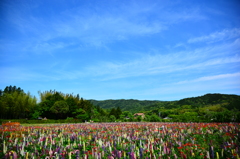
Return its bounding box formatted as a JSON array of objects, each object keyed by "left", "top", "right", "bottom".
[
  {"left": 0, "top": 85, "right": 122, "bottom": 122},
  {"left": 1, "top": 85, "right": 240, "bottom": 122}
]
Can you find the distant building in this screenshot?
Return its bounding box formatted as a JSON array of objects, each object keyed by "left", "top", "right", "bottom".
[{"left": 134, "top": 113, "right": 145, "bottom": 119}]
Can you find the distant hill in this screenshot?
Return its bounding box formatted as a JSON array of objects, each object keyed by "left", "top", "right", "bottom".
[
  {"left": 176, "top": 93, "right": 240, "bottom": 107},
  {"left": 89, "top": 99, "right": 163, "bottom": 113},
  {"left": 89, "top": 93, "right": 240, "bottom": 113}
]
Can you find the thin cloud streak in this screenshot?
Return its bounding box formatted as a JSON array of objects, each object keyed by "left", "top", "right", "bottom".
[
  {"left": 188, "top": 28, "right": 240, "bottom": 43},
  {"left": 139, "top": 73, "right": 240, "bottom": 100},
  {"left": 176, "top": 72, "right": 240, "bottom": 84}
]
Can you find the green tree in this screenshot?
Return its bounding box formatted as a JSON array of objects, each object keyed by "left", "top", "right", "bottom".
[
  {"left": 110, "top": 115, "right": 116, "bottom": 122},
  {"left": 73, "top": 108, "right": 89, "bottom": 121},
  {"left": 0, "top": 86, "right": 36, "bottom": 119},
  {"left": 38, "top": 91, "right": 65, "bottom": 118},
  {"left": 109, "top": 108, "right": 116, "bottom": 118},
  {"left": 46, "top": 92, "right": 64, "bottom": 103},
  {"left": 115, "top": 106, "right": 122, "bottom": 119},
  {"left": 65, "top": 97, "right": 78, "bottom": 117},
  {"left": 136, "top": 115, "right": 142, "bottom": 122},
  {"left": 50, "top": 100, "right": 69, "bottom": 119},
  {"left": 120, "top": 111, "right": 133, "bottom": 121},
  {"left": 39, "top": 100, "right": 52, "bottom": 118},
  {"left": 149, "top": 114, "right": 161, "bottom": 122},
  {"left": 31, "top": 110, "right": 41, "bottom": 119}
]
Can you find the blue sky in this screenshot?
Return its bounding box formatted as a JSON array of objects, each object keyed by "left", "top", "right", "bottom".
[{"left": 1, "top": 0, "right": 240, "bottom": 101}]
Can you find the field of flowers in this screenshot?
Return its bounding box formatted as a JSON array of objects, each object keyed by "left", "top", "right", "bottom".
[{"left": 1, "top": 122, "right": 239, "bottom": 159}]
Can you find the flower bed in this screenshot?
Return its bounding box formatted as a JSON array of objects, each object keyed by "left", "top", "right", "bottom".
[
  {"left": 2, "top": 122, "right": 20, "bottom": 127},
  {"left": 1, "top": 122, "right": 239, "bottom": 158}
]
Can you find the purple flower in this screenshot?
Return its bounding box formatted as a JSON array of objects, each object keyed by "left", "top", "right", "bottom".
[{"left": 139, "top": 148, "right": 143, "bottom": 158}]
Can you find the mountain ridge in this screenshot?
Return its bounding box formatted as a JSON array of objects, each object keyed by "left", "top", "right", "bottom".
[{"left": 89, "top": 93, "right": 240, "bottom": 113}]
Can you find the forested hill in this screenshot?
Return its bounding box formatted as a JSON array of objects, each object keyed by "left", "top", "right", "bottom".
[
  {"left": 89, "top": 93, "right": 240, "bottom": 113},
  {"left": 176, "top": 93, "right": 240, "bottom": 108},
  {"left": 89, "top": 99, "right": 163, "bottom": 113}
]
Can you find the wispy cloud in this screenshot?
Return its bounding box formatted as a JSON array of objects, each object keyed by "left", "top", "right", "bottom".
[
  {"left": 188, "top": 28, "right": 240, "bottom": 43},
  {"left": 2, "top": 22, "right": 239, "bottom": 84},
  {"left": 83, "top": 39, "right": 240, "bottom": 80},
  {"left": 1, "top": 0, "right": 209, "bottom": 52},
  {"left": 139, "top": 75, "right": 240, "bottom": 101},
  {"left": 3, "top": 1, "right": 165, "bottom": 48},
  {"left": 54, "top": 15, "right": 164, "bottom": 46},
  {"left": 176, "top": 72, "right": 240, "bottom": 84},
  {"left": 162, "top": 7, "right": 207, "bottom": 24},
  {"left": 1, "top": 0, "right": 240, "bottom": 100}
]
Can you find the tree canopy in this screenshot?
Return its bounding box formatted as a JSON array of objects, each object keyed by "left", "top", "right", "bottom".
[{"left": 0, "top": 85, "right": 37, "bottom": 119}]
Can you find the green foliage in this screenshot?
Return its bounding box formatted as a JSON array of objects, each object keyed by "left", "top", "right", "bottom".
[
  {"left": 120, "top": 111, "right": 133, "bottom": 121},
  {"left": 50, "top": 100, "right": 69, "bottom": 118},
  {"left": 108, "top": 106, "right": 122, "bottom": 119},
  {"left": 1, "top": 85, "right": 239, "bottom": 123},
  {"left": 149, "top": 114, "right": 161, "bottom": 122},
  {"left": 89, "top": 99, "right": 162, "bottom": 113},
  {"left": 73, "top": 108, "right": 88, "bottom": 121},
  {"left": 90, "top": 93, "right": 240, "bottom": 122},
  {"left": 65, "top": 97, "right": 78, "bottom": 117},
  {"left": 0, "top": 85, "right": 37, "bottom": 119},
  {"left": 109, "top": 115, "right": 116, "bottom": 122},
  {"left": 31, "top": 111, "right": 41, "bottom": 119},
  {"left": 90, "top": 94, "right": 240, "bottom": 114},
  {"left": 135, "top": 115, "right": 142, "bottom": 122},
  {"left": 177, "top": 93, "right": 240, "bottom": 109},
  {"left": 36, "top": 90, "right": 104, "bottom": 120},
  {"left": 0, "top": 86, "right": 110, "bottom": 122}
]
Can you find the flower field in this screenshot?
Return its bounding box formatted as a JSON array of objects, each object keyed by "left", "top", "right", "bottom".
[{"left": 1, "top": 122, "right": 239, "bottom": 159}]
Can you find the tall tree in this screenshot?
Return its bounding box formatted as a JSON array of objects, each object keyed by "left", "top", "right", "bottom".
[
  {"left": 115, "top": 107, "right": 122, "bottom": 119},
  {"left": 65, "top": 97, "right": 78, "bottom": 117},
  {"left": 109, "top": 108, "right": 116, "bottom": 118},
  {"left": 0, "top": 85, "right": 36, "bottom": 119},
  {"left": 50, "top": 100, "right": 69, "bottom": 119}
]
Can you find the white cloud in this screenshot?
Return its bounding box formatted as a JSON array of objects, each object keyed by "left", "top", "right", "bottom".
[
  {"left": 188, "top": 28, "right": 240, "bottom": 43},
  {"left": 48, "top": 11, "right": 165, "bottom": 48},
  {"left": 1, "top": 0, "right": 210, "bottom": 51},
  {"left": 3, "top": 1, "right": 165, "bottom": 47},
  {"left": 83, "top": 39, "right": 240, "bottom": 81},
  {"left": 176, "top": 72, "right": 240, "bottom": 84},
  {"left": 137, "top": 72, "right": 240, "bottom": 100}
]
